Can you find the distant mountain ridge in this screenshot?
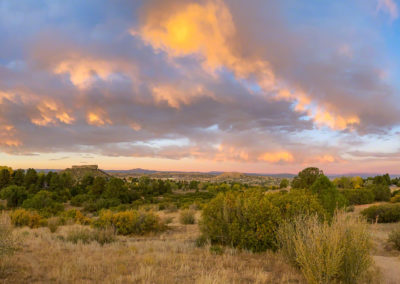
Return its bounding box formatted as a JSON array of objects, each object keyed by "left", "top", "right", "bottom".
[{"left": 33, "top": 167, "right": 400, "bottom": 178}]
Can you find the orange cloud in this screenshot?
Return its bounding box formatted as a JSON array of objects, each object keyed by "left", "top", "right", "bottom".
[
  {"left": 31, "top": 100, "right": 74, "bottom": 126},
  {"left": 258, "top": 151, "right": 294, "bottom": 163},
  {"left": 54, "top": 58, "right": 116, "bottom": 89},
  {"left": 152, "top": 84, "right": 213, "bottom": 108},
  {"left": 136, "top": 0, "right": 361, "bottom": 131},
  {"left": 0, "top": 124, "right": 21, "bottom": 147},
  {"left": 87, "top": 109, "right": 112, "bottom": 126},
  {"left": 130, "top": 122, "right": 142, "bottom": 131}
]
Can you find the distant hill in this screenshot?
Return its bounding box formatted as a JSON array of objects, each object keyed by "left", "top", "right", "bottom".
[
  {"left": 106, "top": 168, "right": 159, "bottom": 175},
  {"left": 61, "top": 165, "right": 110, "bottom": 180},
  {"left": 215, "top": 172, "right": 247, "bottom": 180}
]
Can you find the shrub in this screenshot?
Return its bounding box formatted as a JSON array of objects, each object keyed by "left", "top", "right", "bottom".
[
  {"left": 267, "top": 189, "right": 326, "bottom": 220},
  {"left": 70, "top": 194, "right": 91, "bottom": 206},
  {"left": 22, "top": 190, "right": 64, "bottom": 216},
  {"left": 277, "top": 212, "right": 371, "bottom": 284},
  {"left": 83, "top": 198, "right": 121, "bottom": 213},
  {"left": 201, "top": 190, "right": 282, "bottom": 252},
  {"left": 179, "top": 209, "right": 196, "bottom": 224},
  {"left": 93, "top": 210, "right": 165, "bottom": 235},
  {"left": 342, "top": 188, "right": 375, "bottom": 205},
  {"left": 59, "top": 209, "right": 91, "bottom": 225},
  {"left": 9, "top": 209, "right": 41, "bottom": 228},
  {"left": 66, "top": 226, "right": 93, "bottom": 244},
  {"left": 361, "top": 204, "right": 400, "bottom": 223},
  {"left": 388, "top": 226, "right": 400, "bottom": 250},
  {"left": 369, "top": 184, "right": 391, "bottom": 202},
  {"left": 47, "top": 217, "right": 60, "bottom": 233},
  {"left": 390, "top": 194, "right": 400, "bottom": 203},
  {"left": 92, "top": 227, "right": 115, "bottom": 245},
  {"left": 65, "top": 226, "right": 115, "bottom": 245}
]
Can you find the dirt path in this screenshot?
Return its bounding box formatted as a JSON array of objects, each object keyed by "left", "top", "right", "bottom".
[
  {"left": 353, "top": 204, "right": 400, "bottom": 283},
  {"left": 373, "top": 255, "right": 400, "bottom": 284}
]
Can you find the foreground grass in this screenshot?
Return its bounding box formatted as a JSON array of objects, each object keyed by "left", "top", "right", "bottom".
[{"left": 1, "top": 211, "right": 304, "bottom": 284}]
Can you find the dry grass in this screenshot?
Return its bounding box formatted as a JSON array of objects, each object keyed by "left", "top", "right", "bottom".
[
  {"left": 2, "top": 211, "right": 304, "bottom": 283},
  {"left": 277, "top": 212, "right": 374, "bottom": 284}
]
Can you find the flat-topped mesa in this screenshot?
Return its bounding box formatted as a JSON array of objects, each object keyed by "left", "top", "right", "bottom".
[{"left": 71, "top": 165, "right": 98, "bottom": 170}]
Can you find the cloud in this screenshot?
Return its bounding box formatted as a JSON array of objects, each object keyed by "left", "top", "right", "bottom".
[
  {"left": 136, "top": 0, "right": 399, "bottom": 132},
  {"left": 0, "top": 0, "right": 399, "bottom": 172},
  {"left": 377, "top": 0, "right": 398, "bottom": 20}
]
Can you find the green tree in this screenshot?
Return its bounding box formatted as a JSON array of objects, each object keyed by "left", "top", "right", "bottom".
[
  {"left": 373, "top": 174, "right": 391, "bottom": 186},
  {"left": 279, "top": 179, "right": 289, "bottom": 189},
  {"left": 0, "top": 169, "right": 11, "bottom": 189},
  {"left": 309, "top": 175, "right": 347, "bottom": 217},
  {"left": 24, "top": 168, "right": 38, "bottom": 189},
  {"left": 0, "top": 185, "right": 28, "bottom": 207},
  {"left": 12, "top": 169, "right": 25, "bottom": 186},
  {"left": 292, "top": 167, "right": 323, "bottom": 189},
  {"left": 89, "top": 177, "right": 106, "bottom": 195}
]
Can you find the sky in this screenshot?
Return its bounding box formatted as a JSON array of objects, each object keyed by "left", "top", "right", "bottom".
[{"left": 0, "top": 0, "right": 400, "bottom": 174}]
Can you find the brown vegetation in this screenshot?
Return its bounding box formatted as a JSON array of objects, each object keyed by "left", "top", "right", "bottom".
[{"left": 2, "top": 211, "right": 304, "bottom": 283}]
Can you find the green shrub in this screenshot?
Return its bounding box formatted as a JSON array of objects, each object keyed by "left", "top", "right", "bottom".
[
  {"left": 388, "top": 226, "right": 400, "bottom": 250},
  {"left": 277, "top": 212, "right": 371, "bottom": 284},
  {"left": 390, "top": 194, "right": 400, "bottom": 203},
  {"left": 369, "top": 184, "right": 391, "bottom": 202},
  {"left": 361, "top": 204, "right": 400, "bottom": 223},
  {"left": 70, "top": 194, "right": 91, "bottom": 206},
  {"left": 83, "top": 198, "right": 121, "bottom": 212},
  {"left": 342, "top": 188, "right": 375, "bottom": 205},
  {"left": 9, "top": 209, "right": 41, "bottom": 228},
  {"left": 22, "top": 190, "right": 64, "bottom": 216},
  {"left": 179, "top": 209, "right": 196, "bottom": 224},
  {"left": 93, "top": 210, "right": 165, "bottom": 235},
  {"left": 201, "top": 190, "right": 282, "bottom": 252},
  {"left": 267, "top": 189, "right": 326, "bottom": 220}
]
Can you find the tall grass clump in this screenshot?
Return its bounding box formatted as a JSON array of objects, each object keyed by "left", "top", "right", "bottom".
[
  {"left": 65, "top": 225, "right": 115, "bottom": 245},
  {"left": 388, "top": 226, "right": 400, "bottom": 250},
  {"left": 277, "top": 212, "right": 372, "bottom": 284},
  {"left": 0, "top": 213, "right": 18, "bottom": 277},
  {"left": 179, "top": 209, "right": 196, "bottom": 224}
]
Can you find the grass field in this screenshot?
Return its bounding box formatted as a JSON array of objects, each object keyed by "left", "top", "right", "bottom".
[
  {"left": 2, "top": 203, "right": 400, "bottom": 283},
  {"left": 1, "top": 211, "right": 304, "bottom": 284}
]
